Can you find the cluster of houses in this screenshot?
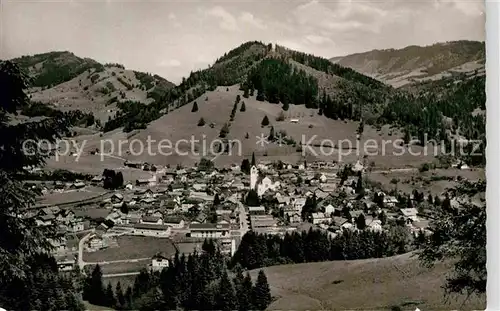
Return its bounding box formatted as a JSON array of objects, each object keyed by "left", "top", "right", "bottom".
[{"left": 31, "top": 158, "right": 439, "bottom": 273}]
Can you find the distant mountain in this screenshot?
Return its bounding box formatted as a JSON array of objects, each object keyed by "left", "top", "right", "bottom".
[
  {"left": 11, "top": 51, "right": 175, "bottom": 123},
  {"left": 330, "top": 40, "right": 485, "bottom": 88}
]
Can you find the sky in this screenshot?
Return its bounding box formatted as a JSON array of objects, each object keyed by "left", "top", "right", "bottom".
[{"left": 2, "top": 0, "right": 485, "bottom": 84}]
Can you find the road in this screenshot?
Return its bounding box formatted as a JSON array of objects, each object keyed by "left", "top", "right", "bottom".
[
  {"left": 78, "top": 231, "right": 94, "bottom": 271},
  {"left": 236, "top": 201, "right": 250, "bottom": 236}
]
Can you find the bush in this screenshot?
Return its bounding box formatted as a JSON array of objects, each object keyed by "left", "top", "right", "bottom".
[
  {"left": 308, "top": 124, "right": 313, "bottom": 128},
  {"left": 276, "top": 111, "right": 285, "bottom": 122},
  {"left": 419, "top": 163, "right": 431, "bottom": 172}
]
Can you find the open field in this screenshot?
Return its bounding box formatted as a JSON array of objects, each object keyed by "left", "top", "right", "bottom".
[
  {"left": 99, "top": 260, "right": 149, "bottom": 275},
  {"left": 83, "top": 301, "right": 116, "bottom": 311},
  {"left": 39, "top": 186, "right": 106, "bottom": 205},
  {"left": 367, "top": 168, "right": 485, "bottom": 196},
  {"left": 83, "top": 236, "right": 176, "bottom": 262},
  {"left": 249, "top": 252, "right": 485, "bottom": 311}
]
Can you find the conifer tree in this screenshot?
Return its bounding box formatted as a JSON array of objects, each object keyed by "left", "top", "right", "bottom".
[
  {"left": 261, "top": 115, "right": 270, "bottom": 127},
  {"left": 106, "top": 283, "right": 116, "bottom": 307},
  {"left": 216, "top": 270, "right": 238, "bottom": 311},
  {"left": 191, "top": 101, "right": 199, "bottom": 112},
  {"left": 251, "top": 152, "right": 256, "bottom": 166},
  {"left": 253, "top": 270, "right": 272, "bottom": 310},
  {"left": 356, "top": 213, "right": 367, "bottom": 230},
  {"left": 238, "top": 272, "right": 254, "bottom": 311},
  {"left": 116, "top": 281, "right": 125, "bottom": 308},
  {"left": 240, "top": 101, "right": 246, "bottom": 112}
]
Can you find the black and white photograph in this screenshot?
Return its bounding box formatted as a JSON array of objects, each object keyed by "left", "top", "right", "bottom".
[{"left": 0, "top": 0, "right": 491, "bottom": 310}]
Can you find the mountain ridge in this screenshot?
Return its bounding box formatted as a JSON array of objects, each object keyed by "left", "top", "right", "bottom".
[{"left": 330, "top": 40, "right": 485, "bottom": 87}]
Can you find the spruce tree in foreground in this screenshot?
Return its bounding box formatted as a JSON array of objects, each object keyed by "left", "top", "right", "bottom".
[
  {"left": 0, "top": 59, "right": 85, "bottom": 311},
  {"left": 216, "top": 270, "right": 238, "bottom": 311},
  {"left": 253, "top": 270, "right": 272, "bottom": 310},
  {"left": 106, "top": 283, "right": 116, "bottom": 307},
  {"left": 238, "top": 272, "right": 254, "bottom": 311},
  {"left": 116, "top": 281, "right": 125, "bottom": 308}
]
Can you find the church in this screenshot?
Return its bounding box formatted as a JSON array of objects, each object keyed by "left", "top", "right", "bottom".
[{"left": 250, "top": 165, "right": 280, "bottom": 197}]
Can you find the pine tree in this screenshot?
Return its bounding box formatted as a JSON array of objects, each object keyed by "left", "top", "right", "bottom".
[
  {"left": 216, "top": 270, "right": 238, "bottom": 311},
  {"left": 355, "top": 213, "right": 366, "bottom": 230},
  {"left": 197, "top": 117, "right": 206, "bottom": 126},
  {"left": 86, "top": 265, "right": 106, "bottom": 306},
  {"left": 243, "top": 88, "right": 249, "bottom": 98},
  {"left": 251, "top": 152, "right": 256, "bottom": 166},
  {"left": 116, "top": 281, "right": 125, "bottom": 308},
  {"left": 253, "top": 270, "right": 272, "bottom": 310},
  {"left": 238, "top": 272, "right": 254, "bottom": 311},
  {"left": 241, "top": 158, "right": 251, "bottom": 174},
  {"left": 105, "top": 283, "right": 116, "bottom": 307},
  {"left": 261, "top": 115, "right": 270, "bottom": 127},
  {"left": 191, "top": 101, "right": 199, "bottom": 112},
  {"left": 240, "top": 101, "right": 246, "bottom": 112},
  {"left": 236, "top": 94, "right": 241, "bottom": 104},
  {"left": 124, "top": 286, "right": 133, "bottom": 309}
]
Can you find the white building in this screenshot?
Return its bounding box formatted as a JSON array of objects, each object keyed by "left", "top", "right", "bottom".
[
  {"left": 151, "top": 253, "right": 170, "bottom": 272},
  {"left": 250, "top": 166, "right": 280, "bottom": 196},
  {"left": 190, "top": 223, "right": 230, "bottom": 239},
  {"left": 132, "top": 224, "right": 171, "bottom": 238}
]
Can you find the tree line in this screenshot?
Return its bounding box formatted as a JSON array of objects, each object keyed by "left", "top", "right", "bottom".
[{"left": 231, "top": 227, "right": 413, "bottom": 270}]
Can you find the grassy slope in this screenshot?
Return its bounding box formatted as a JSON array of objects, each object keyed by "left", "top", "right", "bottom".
[
  {"left": 250, "top": 252, "right": 485, "bottom": 311},
  {"left": 13, "top": 51, "right": 174, "bottom": 124},
  {"left": 45, "top": 84, "right": 437, "bottom": 176}
]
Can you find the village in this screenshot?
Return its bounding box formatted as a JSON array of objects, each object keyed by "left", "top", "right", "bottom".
[{"left": 25, "top": 157, "right": 441, "bottom": 278}]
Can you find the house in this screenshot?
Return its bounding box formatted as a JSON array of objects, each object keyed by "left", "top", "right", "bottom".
[
  {"left": 193, "top": 183, "right": 207, "bottom": 191},
  {"left": 125, "top": 160, "right": 144, "bottom": 169},
  {"left": 292, "top": 197, "right": 306, "bottom": 212},
  {"left": 189, "top": 223, "right": 230, "bottom": 238},
  {"left": 250, "top": 215, "right": 277, "bottom": 230},
  {"left": 248, "top": 206, "right": 266, "bottom": 215},
  {"left": 399, "top": 208, "right": 419, "bottom": 222},
  {"left": 367, "top": 219, "right": 383, "bottom": 232},
  {"left": 133, "top": 223, "right": 171, "bottom": 238},
  {"left": 311, "top": 212, "right": 330, "bottom": 225},
  {"left": 71, "top": 181, "right": 86, "bottom": 189},
  {"left": 276, "top": 194, "right": 291, "bottom": 207},
  {"left": 150, "top": 253, "right": 170, "bottom": 272},
  {"left": 288, "top": 213, "right": 301, "bottom": 224},
  {"left": 36, "top": 214, "right": 55, "bottom": 226},
  {"left": 111, "top": 193, "right": 124, "bottom": 203},
  {"left": 91, "top": 175, "right": 104, "bottom": 185},
  {"left": 324, "top": 204, "right": 335, "bottom": 216},
  {"left": 384, "top": 196, "right": 399, "bottom": 207},
  {"left": 56, "top": 256, "right": 76, "bottom": 272},
  {"left": 87, "top": 235, "right": 105, "bottom": 251},
  {"left": 140, "top": 216, "right": 163, "bottom": 225},
  {"left": 164, "top": 217, "right": 185, "bottom": 229}
]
